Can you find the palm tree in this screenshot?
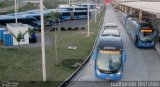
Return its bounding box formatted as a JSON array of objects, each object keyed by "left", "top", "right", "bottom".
[{"left": 10, "top": 30, "right": 28, "bottom": 55}]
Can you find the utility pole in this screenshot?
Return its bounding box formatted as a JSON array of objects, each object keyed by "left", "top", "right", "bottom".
[
  {"left": 15, "top": 0, "right": 18, "bottom": 23},
  {"left": 87, "top": 0, "right": 90, "bottom": 37},
  {"left": 40, "top": 0, "right": 46, "bottom": 82},
  {"left": 95, "top": 0, "right": 97, "bottom": 23},
  {"left": 54, "top": 18, "right": 59, "bottom": 66},
  {"left": 69, "top": 0, "right": 70, "bottom": 6}
]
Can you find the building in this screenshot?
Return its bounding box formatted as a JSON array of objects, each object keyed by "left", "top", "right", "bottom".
[{"left": 7, "top": 23, "right": 29, "bottom": 45}]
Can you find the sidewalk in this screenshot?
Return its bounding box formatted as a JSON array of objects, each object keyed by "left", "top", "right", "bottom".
[{"left": 155, "top": 43, "right": 160, "bottom": 56}]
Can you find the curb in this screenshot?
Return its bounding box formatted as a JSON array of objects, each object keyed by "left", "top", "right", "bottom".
[{"left": 155, "top": 43, "right": 160, "bottom": 56}]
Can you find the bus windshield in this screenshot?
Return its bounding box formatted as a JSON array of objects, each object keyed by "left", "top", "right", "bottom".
[
  {"left": 96, "top": 50, "right": 121, "bottom": 73},
  {"left": 139, "top": 29, "right": 154, "bottom": 42}
]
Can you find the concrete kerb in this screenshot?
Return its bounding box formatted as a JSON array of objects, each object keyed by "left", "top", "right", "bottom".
[
  {"left": 57, "top": 10, "right": 105, "bottom": 87},
  {"left": 155, "top": 43, "right": 160, "bottom": 57}
]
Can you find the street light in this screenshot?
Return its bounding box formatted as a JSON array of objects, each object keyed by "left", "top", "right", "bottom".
[
  {"left": 15, "top": 0, "right": 18, "bottom": 23},
  {"left": 69, "top": 0, "right": 71, "bottom": 6},
  {"left": 95, "top": 0, "right": 97, "bottom": 23},
  {"left": 40, "top": 0, "right": 47, "bottom": 82},
  {"left": 87, "top": 0, "right": 90, "bottom": 37}
]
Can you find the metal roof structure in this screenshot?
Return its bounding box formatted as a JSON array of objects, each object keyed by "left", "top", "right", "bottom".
[{"left": 119, "top": 1, "right": 160, "bottom": 17}]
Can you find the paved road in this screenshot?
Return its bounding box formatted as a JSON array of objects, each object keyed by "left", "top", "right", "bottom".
[{"left": 67, "top": 4, "right": 160, "bottom": 87}]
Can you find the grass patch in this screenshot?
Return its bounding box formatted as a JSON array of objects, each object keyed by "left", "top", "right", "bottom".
[
  {"left": 0, "top": 8, "right": 105, "bottom": 87},
  {"left": 60, "top": 59, "right": 83, "bottom": 69}
]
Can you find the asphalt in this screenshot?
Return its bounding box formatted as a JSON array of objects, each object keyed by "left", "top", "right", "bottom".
[{"left": 66, "top": 4, "right": 160, "bottom": 87}]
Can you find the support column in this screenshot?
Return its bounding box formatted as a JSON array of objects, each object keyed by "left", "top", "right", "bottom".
[
  {"left": 124, "top": 6, "right": 128, "bottom": 13},
  {"left": 139, "top": 10, "right": 143, "bottom": 20},
  {"left": 129, "top": 8, "right": 133, "bottom": 15}
]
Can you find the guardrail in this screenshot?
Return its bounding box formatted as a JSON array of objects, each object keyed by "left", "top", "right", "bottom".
[{"left": 57, "top": 9, "right": 105, "bottom": 87}]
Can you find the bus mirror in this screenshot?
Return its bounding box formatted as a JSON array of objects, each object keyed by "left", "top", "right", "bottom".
[
  {"left": 91, "top": 50, "right": 96, "bottom": 60},
  {"left": 154, "top": 31, "right": 157, "bottom": 36}
]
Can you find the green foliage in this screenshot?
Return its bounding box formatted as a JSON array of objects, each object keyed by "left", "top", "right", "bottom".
[
  {"left": 17, "top": 32, "right": 24, "bottom": 43},
  {"left": 19, "top": 2, "right": 37, "bottom": 12},
  {"left": 0, "top": 1, "right": 14, "bottom": 8},
  {"left": 46, "top": 12, "right": 61, "bottom": 22},
  {"left": 7, "top": 9, "right": 15, "bottom": 14},
  {"left": 10, "top": 30, "right": 29, "bottom": 55},
  {"left": 10, "top": 30, "right": 28, "bottom": 42},
  {"left": 44, "top": 0, "right": 66, "bottom": 9}
]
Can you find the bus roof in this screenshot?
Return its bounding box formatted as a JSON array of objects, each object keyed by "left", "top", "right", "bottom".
[
  {"left": 102, "top": 29, "right": 120, "bottom": 37},
  {"left": 104, "top": 23, "right": 118, "bottom": 27},
  {"left": 57, "top": 6, "right": 86, "bottom": 9},
  {"left": 76, "top": 2, "right": 96, "bottom": 5},
  {"left": 0, "top": 14, "right": 35, "bottom": 20},
  {"left": 127, "top": 17, "right": 152, "bottom": 28},
  {"left": 98, "top": 36, "right": 123, "bottom": 50}
]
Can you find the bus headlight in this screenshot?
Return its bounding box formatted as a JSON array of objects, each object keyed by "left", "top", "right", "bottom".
[
  {"left": 96, "top": 70, "right": 101, "bottom": 75},
  {"left": 117, "top": 71, "right": 121, "bottom": 75}
]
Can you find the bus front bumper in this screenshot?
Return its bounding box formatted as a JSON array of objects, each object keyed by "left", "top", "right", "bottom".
[
  {"left": 95, "top": 69, "right": 122, "bottom": 80},
  {"left": 138, "top": 41, "right": 155, "bottom": 48}
]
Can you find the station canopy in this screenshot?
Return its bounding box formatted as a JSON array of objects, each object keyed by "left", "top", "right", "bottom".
[{"left": 119, "top": 1, "right": 160, "bottom": 18}]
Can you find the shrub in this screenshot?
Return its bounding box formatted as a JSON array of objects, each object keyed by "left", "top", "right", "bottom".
[
  {"left": 67, "top": 27, "right": 72, "bottom": 30},
  {"left": 61, "top": 27, "right": 66, "bottom": 31},
  {"left": 81, "top": 27, "right": 85, "bottom": 30},
  {"left": 74, "top": 27, "right": 79, "bottom": 30}
]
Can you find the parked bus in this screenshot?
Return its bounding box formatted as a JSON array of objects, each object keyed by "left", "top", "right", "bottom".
[
  {"left": 60, "top": 10, "right": 90, "bottom": 20},
  {"left": 76, "top": 3, "right": 96, "bottom": 9},
  {"left": 23, "top": 9, "right": 64, "bottom": 26},
  {"left": 119, "top": 12, "right": 129, "bottom": 26},
  {"left": 58, "top": 6, "right": 88, "bottom": 11},
  {"left": 7, "top": 12, "right": 42, "bottom": 27},
  {"left": 0, "top": 15, "right": 40, "bottom": 29},
  {"left": 125, "top": 17, "right": 156, "bottom": 47},
  {"left": 94, "top": 36, "right": 126, "bottom": 80},
  {"left": 60, "top": 10, "right": 71, "bottom": 20},
  {"left": 119, "top": 12, "right": 137, "bottom": 26},
  {"left": 73, "top": 10, "right": 89, "bottom": 19}
]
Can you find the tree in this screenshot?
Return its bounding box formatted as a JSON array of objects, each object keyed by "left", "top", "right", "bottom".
[
  {"left": 46, "top": 12, "right": 61, "bottom": 66},
  {"left": 10, "top": 30, "right": 28, "bottom": 55},
  {"left": 46, "top": 12, "right": 61, "bottom": 23}
]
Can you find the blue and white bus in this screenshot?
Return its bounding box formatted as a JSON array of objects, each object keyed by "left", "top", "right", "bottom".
[
  {"left": 0, "top": 15, "right": 40, "bottom": 29},
  {"left": 93, "top": 36, "right": 126, "bottom": 80},
  {"left": 73, "top": 10, "right": 89, "bottom": 20},
  {"left": 23, "top": 9, "right": 64, "bottom": 26},
  {"left": 119, "top": 12, "right": 137, "bottom": 26},
  {"left": 60, "top": 10, "right": 71, "bottom": 20},
  {"left": 58, "top": 6, "right": 88, "bottom": 11},
  {"left": 125, "top": 17, "right": 156, "bottom": 47},
  {"left": 60, "top": 10, "right": 90, "bottom": 20},
  {"left": 76, "top": 3, "right": 96, "bottom": 9}
]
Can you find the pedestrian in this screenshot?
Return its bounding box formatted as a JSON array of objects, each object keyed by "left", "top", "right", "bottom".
[
  {"left": 31, "top": 32, "right": 37, "bottom": 43},
  {"left": 29, "top": 34, "right": 33, "bottom": 44}
]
